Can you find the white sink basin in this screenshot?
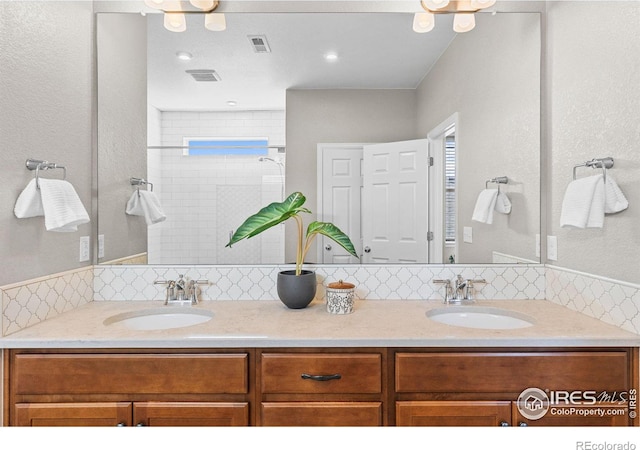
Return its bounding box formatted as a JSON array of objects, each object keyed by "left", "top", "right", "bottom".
[
  {"left": 426, "top": 306, "right": 535, "bottom": 330},
  {"left": 103, "top": 307, "right": 214, "bottom": 331}
]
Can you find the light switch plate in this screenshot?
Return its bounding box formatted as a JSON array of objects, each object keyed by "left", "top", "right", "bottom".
[
  {"left": 98, "top": 234, "right": 105, "bottom": 259},
  {"left": 547, "top": 235, "right": 558, "bottom": 261},
  {"left": 463, "top": 227, "right": 473, "bottom": 243},
  {"left": 79, "top": 236, "right": 90, "bottom": 262}
]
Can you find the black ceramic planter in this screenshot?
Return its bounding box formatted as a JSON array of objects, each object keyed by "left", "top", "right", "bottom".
[{"left": 277, "top": 270, "right": 317, "bottom": 309}]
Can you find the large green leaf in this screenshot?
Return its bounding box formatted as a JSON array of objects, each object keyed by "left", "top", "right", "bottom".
[
  {"left": 306, "top": 221, "right": 359, "bottom": 258},
  {"left": 226, "top": 192, "right": 310, "bottom": 247}
]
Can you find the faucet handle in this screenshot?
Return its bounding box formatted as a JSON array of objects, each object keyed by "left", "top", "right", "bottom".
[
  {"left": 188, "top": 279, "right": 211, "bottom": 305},
  {"left": 464, "top": 279, "right": 487, "bottom": 301},
  {"left": 432, "top": 279, "right": 453, "bottom": 303}
]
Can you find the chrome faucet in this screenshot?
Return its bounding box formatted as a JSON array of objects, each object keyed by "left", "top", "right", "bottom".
[
  {"left": 432, "top": 275, "right": 486, "bottom": 304},
  {"left": 154, "top": 275, "right": 211, "bottom": 305}
]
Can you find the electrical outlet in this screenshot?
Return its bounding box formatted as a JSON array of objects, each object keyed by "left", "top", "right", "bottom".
[
  {"left": 535, "top": 234, "right": 541, "bottom": 258},
  {"left": 98, "top": 234, "right": 105, "bottom": 259},
  {"left": 547, "top": 235, "right": 558, "bottom": 261},
  {"left": 79, "top": 236, "right": 90, "bottom": 262},
  {"left": 463, "top": 227, "right": 473, "bottom": 243}
]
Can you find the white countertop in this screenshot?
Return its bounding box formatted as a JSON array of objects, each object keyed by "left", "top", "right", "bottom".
[{"left": 1, "top": 299, "right": 638, "bottom": 348}]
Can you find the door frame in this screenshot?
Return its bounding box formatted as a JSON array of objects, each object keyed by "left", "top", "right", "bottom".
[{"left": 427, "top": 112, "right": 459, "bottom": 264}]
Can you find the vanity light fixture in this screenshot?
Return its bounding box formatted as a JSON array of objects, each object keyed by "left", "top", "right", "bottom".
[
  {"left": 144, "top": 0, "right": 226, "bottom": 33},
  {"left": 414, "top": 0, "right": 496, "bottom": 33}
]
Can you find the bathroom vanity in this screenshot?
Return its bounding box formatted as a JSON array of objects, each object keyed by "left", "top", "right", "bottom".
[{"left": 2, "top": 300, "right": 639, "bottom": 427}]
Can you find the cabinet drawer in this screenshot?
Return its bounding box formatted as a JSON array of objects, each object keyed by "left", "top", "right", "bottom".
[
  {"left": 396, "top": 352, "right": 629, "bottom": 393},
  {"left": 15, "top": 402, "right": 132, "bottom": 427},
  {"left": 261, "top": 402, "right": 382, "bottom": 426},
  {"left": 13, "top": 353, "right": 249, "bottom": 395},
  {"left": 261, "top": 353, "right": 382, "bottom": 394}
]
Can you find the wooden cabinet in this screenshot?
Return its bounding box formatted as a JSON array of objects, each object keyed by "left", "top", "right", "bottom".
[
  {"left": 6, "top": 350, "right": 252, "bottom": 427},
  {"left": 257, "top": 350, "right": 386, "bottom": 426},
  {"left": 4, "top": 347, "right": 637, "bottom": 427},
  {"left": 393, "top": 349, "right": 638, "bottom": 427}
]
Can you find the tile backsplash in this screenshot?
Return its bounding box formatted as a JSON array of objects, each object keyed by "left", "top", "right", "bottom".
[
  {"left": 92, "top": 264, "right": 546, "bottom": 303},
  {"left": 1, "top": 267, "right": 93, "bottom": 336},
  {"left": 2, "top": 263, "right": 639, "bottom": 336}
]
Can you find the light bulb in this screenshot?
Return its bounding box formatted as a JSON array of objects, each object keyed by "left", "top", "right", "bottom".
[
  {"left": 190, "top": 0, "right": 215, "bottom": 10},
  {"left": 164, "top": 12, "right": 186, "bottom": 32},
  {"left": 144, "top": 0, "right": 165, "bottom": 9},
  {"left": 453, "top": 13, "right": 476, "bottom": 33},
  {"left": 412, "top": 12, "right": 435, "bottom": 33},
  {"left": 205, "top": 13, "right": 226, "bottom": 31},
  {"left": 422, "top": 0, "right": 450, "bottom": 10}
]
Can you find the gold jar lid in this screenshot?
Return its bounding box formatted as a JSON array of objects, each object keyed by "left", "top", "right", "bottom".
[{"left": 327, "top": 279, "right": 355, "bottom": 290}]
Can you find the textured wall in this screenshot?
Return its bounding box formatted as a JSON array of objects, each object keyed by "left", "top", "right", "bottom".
[
  {"left": 415, "top": 12, "right": 541, "bottom": 264},
  {"left": 285, "top": 89, "right": 417, "bottom": 263},
  {"left": 0, "top": 1, "right": 94, "bottom": 286},
  {"left": 96, "top": 13, "right": 148, "bottom": 263},
  {"left": 546, "top": 1, "right": 640, "bottom": 284}
]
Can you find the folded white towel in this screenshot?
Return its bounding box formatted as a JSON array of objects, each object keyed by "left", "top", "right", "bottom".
[
  {"left": 14, "top": 179, "right": 44, "bottom": 219},
  {"left": 472, "top": 189, "right": 499, "bottom": 224},
  {"left": 495, "top": 192, "right": 512, "bottom": 215},
  {"left": 604, "top": 175, "right": 629, "bottom": 214},
  {"left": 560, "top": 174, "right": 605, "bottom": 229},
  {"left": 15, "top": 178, "right": 90, "bottom": 232},
  {"left": 126, "top": 190, "right": 166, "bottom": 225}
]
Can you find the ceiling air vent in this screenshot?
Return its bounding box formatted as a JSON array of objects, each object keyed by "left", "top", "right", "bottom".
[
  {"left": 186, "top": 69, "right": 221, "bottom": 82},
  {"left": 248, "top": 35, "right": 271, "bottom": 53}
]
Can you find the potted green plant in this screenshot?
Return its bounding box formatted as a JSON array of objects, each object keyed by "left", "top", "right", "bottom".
[{"left": 226, "top": 192, "right": 358, "bottom": 309}]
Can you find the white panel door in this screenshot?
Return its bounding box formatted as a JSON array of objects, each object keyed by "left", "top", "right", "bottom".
[
  {"left": 317, "top": 144, "right": 363, "bottom": 264},
  {"left": 362, "top": 139, "right": 429, "bottom": 263}
]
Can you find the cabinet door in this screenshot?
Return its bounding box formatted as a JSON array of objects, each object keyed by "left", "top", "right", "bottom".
[
  {"left": 14, "top": 402, "right": 132, "bottom": 426},
  {"left": 134, "top": 402, "right": 249, "bottom": 426},
  {"left": 396, "top": 401, "right": 512, "bottom": 427},
  {"left": 261, "top": 402, "right": 382, "bottom": 426}
]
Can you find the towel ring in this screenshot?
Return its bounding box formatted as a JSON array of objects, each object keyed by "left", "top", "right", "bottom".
[
  {"left": 572, "top": 157, "right": 614, "bottom": 184},
  {"left": 130, "top": 177, "right": 154, "bottom": 197},
  {"left": 485, "top": 176, "right": 508, "bottom": 193},
  {"left": 25, "top": 159, "right": 67, "bottom": 190}
]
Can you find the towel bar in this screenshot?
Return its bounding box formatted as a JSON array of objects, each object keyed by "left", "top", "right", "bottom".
[
  {"left": 25, "top": 159, "right": 67, "bottom": 190},
  {"left": 130, "top": 177, "right": 154, "bottom": 197},
  {"left": 572, "top": 157, "right": 614, "bottom": 183},
  {"left": 485, "top": 176, "right": 508, "bottom": 192}
]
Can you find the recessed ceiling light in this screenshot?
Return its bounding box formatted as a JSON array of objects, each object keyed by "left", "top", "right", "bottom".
[
  {"left": 324, "top": 52, "right": 339, "bottom": 62},
  {"left": 176, "top": 51, "right": 193, "bottom": 61},
  {"left": 227, "top": 100, "right": 237, "bottom": 107}
]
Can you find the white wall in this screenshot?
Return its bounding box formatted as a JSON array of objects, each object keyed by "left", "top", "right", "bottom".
[
  {"left": 416, "top": 12, "right": 541, "bottom": 264},
  {"left": 0, "top": 1, "right": 94, "bottom": 286},
  {"left": 546, "top": 1, "right": 640, "bottom": 284},
  {"left": 152, "top": 110, "right": 286, "bottom": 264},
  {"left": 285, "top": 89, "right": 417, "bottom": 263}
]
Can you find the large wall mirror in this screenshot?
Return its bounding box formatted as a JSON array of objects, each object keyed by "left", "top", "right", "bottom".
[{"left": 97, "top": 7, "right": 540, "bottom": 266}]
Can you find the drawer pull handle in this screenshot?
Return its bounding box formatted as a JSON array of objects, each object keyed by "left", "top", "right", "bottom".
[{"left": 301, "top": 373, "right": 342, "bottom": 382}]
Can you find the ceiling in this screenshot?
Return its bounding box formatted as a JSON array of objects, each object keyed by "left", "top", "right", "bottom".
[{"left": 147, "top": 12, "right": 457, "bottom": 111}]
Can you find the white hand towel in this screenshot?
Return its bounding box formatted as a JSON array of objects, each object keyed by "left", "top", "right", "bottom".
[
  {"left": 560, "top": 174, "right": 605, "bottom": 229},
  {"left": 604, "top": 175, "right": 629, "bottom": 214},
  {"left": 14, "top": 179, "right": 44, "bottom": 218},
  {"left": 472, "top": 189, "right": 499, "bottom": 224},
  {"left": 495, "top": 192, "right": 512, "bottom": 215},
  {"left": 126, "top": 190, "right": 166, "bottom": 226},
  {"left": 39, "top": 178, "right": 90, "bottom": 232}
]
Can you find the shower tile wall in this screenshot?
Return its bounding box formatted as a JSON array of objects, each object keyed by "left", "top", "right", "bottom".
[{"left": 148, "top": 110, "right": 285, "bottom": 264}]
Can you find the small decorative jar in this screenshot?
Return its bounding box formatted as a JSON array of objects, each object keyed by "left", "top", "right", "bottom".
[{"left": 325, "top": 280, "right": 356, "bottom": 314}]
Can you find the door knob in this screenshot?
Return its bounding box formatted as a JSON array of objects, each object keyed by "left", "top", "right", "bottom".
[
  {"left": 364, "top": 246, "right": 371, "bottom": 253},
  {"left": 325, "top": 244, "right": 332, "bottom": 251}
]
